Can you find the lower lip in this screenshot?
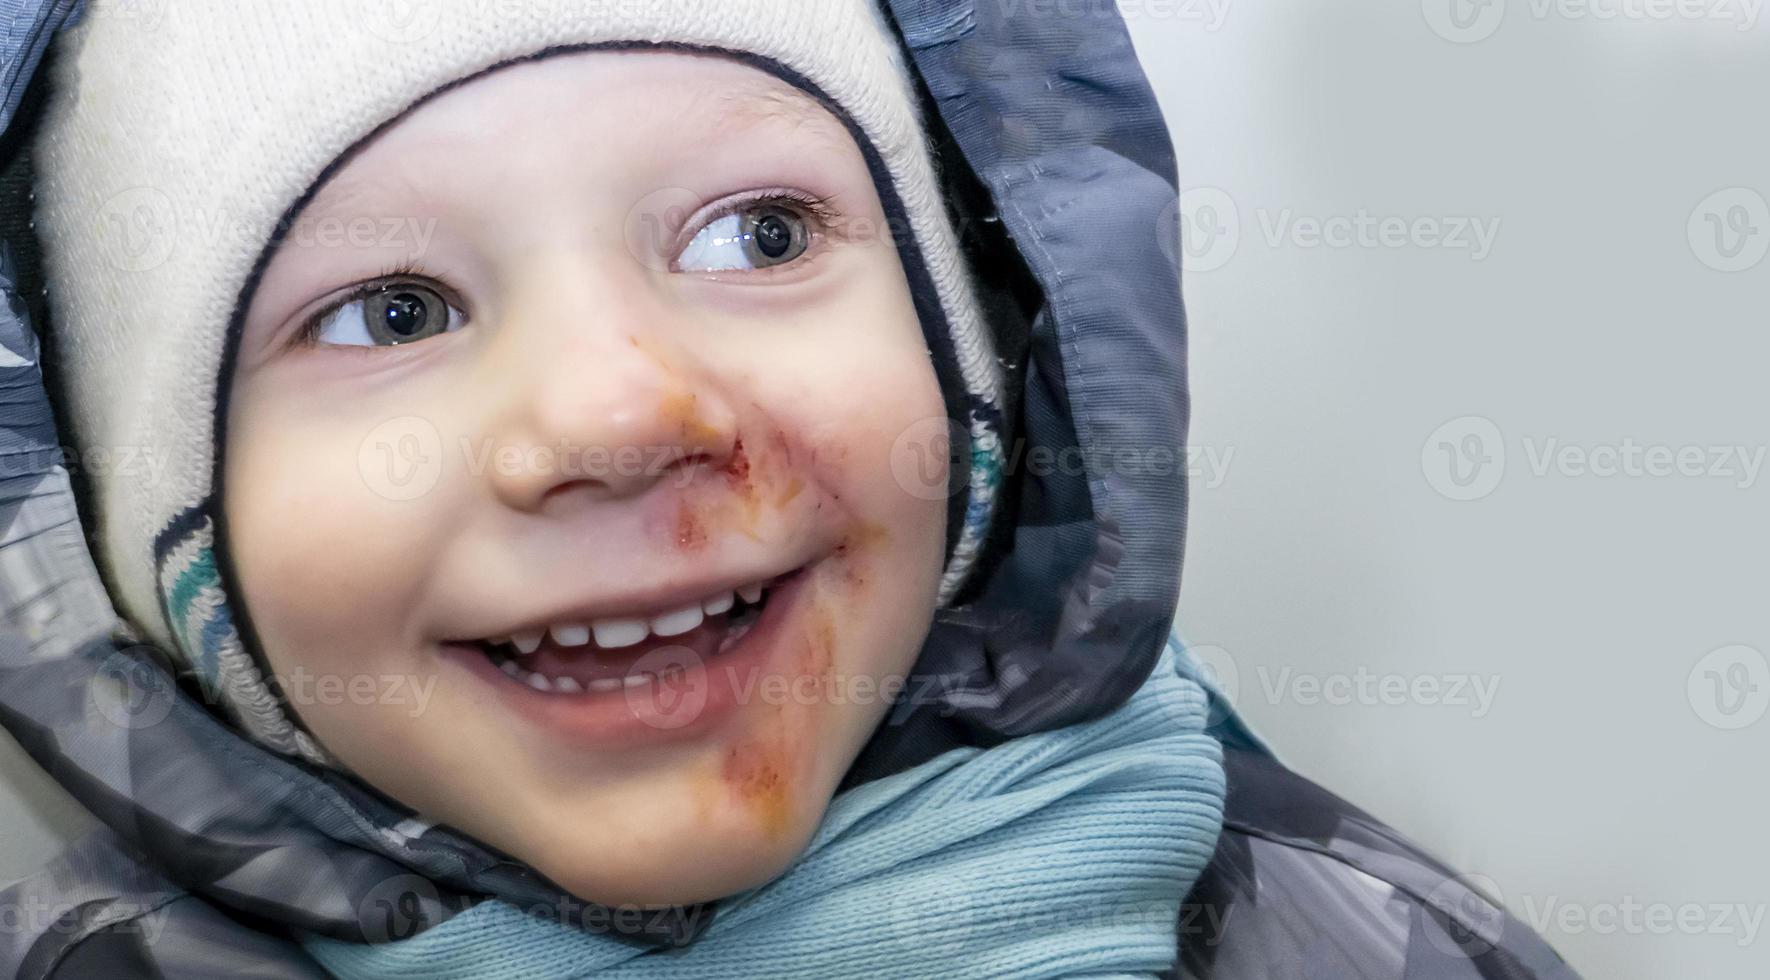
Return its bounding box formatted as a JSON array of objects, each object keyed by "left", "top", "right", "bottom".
[{"left": 444, "top": 565, "right": 813, "bottom": 748}]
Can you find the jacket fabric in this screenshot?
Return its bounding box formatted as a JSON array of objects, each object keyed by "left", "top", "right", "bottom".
[{"left": 0, "top": 1, "right": 1582, "bottom": 977}]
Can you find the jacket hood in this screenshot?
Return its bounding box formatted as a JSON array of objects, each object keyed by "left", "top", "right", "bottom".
[{"left": 0, "top": 0, "right": 1199, "bottom": 954}]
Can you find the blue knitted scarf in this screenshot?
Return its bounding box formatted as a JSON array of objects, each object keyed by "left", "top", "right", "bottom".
[{"left": 302, "top": 636, "right": 1226, "bottom": 979}]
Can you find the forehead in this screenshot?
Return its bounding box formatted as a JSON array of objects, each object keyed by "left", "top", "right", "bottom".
[{"left": 304, "top": 51, "right": 852, "bottom": 213}]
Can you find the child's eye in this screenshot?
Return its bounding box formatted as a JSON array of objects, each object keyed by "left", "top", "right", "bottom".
[
  {"left": 306, "top": 281, "right": 467, "bottom": 347},
  {"left": 675, "top": 202, "right": 815, "bottom": 273}
]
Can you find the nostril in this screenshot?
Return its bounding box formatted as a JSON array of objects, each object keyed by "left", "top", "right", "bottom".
[
  {"left": 652, "top": 449, "right": 715, "bottom": 481},
  {"left": 528, "top": 448, "right": 715, "bottom": 510}
]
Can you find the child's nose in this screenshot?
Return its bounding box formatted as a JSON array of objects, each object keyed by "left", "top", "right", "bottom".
[{"left": 475, "top": 283, "right": 738, "bottom": 513}]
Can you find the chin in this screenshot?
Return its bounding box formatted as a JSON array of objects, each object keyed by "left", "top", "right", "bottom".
[{"left": 534, "top": 818, "right": 815, "bottom": 909}]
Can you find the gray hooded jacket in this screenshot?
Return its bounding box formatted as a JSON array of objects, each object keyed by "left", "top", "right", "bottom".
[{"left": 0, "top": 1, "right": 1581, "bottom": 977}]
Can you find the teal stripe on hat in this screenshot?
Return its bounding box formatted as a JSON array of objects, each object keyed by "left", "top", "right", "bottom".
[{"left": 166, "top": 545, "right": 223, "bottom": 690}]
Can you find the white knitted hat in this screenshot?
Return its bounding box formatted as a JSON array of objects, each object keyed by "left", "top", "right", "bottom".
[{"left": 32, "top": 0, "right": 1005, "bottom": 763}]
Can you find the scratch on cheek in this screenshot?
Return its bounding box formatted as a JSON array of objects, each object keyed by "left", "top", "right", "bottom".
[
  {"left": 720, "top": 437, "right": 758, "bottom": 532},
  {"left": 831, "top": 521, "right": 889, "bottom": 591},
  {"left": 628, "top": 334, "right": 670, "bottom": 370},
  {"left": 718, "top": 436, "right": 754, "bottom": 509},
  {"left": 721, "top": 436, "right": 751, "bottom": 486}
]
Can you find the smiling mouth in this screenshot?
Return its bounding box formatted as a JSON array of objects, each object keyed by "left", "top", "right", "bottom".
[{"left": 464, "top": 568, "right": 797, "bottom": 694}]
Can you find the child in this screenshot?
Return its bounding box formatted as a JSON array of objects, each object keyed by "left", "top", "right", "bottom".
[{"left": 0, "top": 1, "right": 1580, "bottom": 977}]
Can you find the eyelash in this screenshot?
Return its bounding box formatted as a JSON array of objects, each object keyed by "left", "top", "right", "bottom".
[
  {"left": 289, "top": 190, "right": 841, "bottom": 350},
  {"left": 290, "top": 259, "right": 463, "bottom": 350},
  {"left": 686, "top": 188, "right": 843, "bottom": 257}
]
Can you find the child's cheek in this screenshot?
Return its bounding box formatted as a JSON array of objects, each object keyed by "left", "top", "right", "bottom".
[{"left": 225, "top": 405, "right": 455, "bottom": 660}]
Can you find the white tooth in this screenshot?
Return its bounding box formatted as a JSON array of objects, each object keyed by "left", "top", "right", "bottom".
[
  {"left": 588, "top": 676, "right": 623, "bottom": 692},
  {"left": 512, "top": 629, "right": 544, "bottom": 654},
  {"left": 499, "top": 659, "right": 523, "bottom": 677},
  {"left": 622, "top": 671, "right": 653, "bottom": 688},
  {"left": 593, "top": 617, "right": 650, "bottom": 649},
  {"left": 701, "top": 590, "right": 735, "bottom": 616},
  {"left": 651, "top": 603, "right": 704, "bottom": 637},
  {"left": 526, "top": 672, "right": 552, "bottom": 692},
  {"left": 554, "top": 676, "right": 582, "bottom": 694},
  {"left": 550, "top": 623, "right": 591, "bottom": 647},
  {"left": 737, "top": 582, "right": 763, "bottom": 604}
]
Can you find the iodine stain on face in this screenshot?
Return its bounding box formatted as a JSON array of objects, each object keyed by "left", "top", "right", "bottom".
[
  {"left": 652, "top": 399, "right": 845, "bottom": 556},
  {"left": 719, "top": 738, "right": 792, "bottom": 842},
  {"left": 798, "top": 594, "right": 838, "bottom": 690},
  {"left": 658, "top": 388, "right": 728, "bottom": 450},
  {"left": 716, "top": 589, "right": 841, "bottom": 842},
  {"left": 628, "top": 334, "right": 726, "bottom": 450}
]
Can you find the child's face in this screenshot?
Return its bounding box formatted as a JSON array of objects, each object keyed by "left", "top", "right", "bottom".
[{"left": 223, "top": 50, "right": 950, "bottom": 907}]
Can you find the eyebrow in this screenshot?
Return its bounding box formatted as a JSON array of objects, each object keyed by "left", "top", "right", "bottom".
[{"left": 699, "top": 85, "right": 846, "bottom": 143}]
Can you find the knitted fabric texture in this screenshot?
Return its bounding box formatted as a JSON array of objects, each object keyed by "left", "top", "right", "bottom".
[
  {"left": 32, "top": 0, "right": 1005, "bottom": 762},
  {"left": 301, "top": 637, "right": 1226, "bottom": 979}
]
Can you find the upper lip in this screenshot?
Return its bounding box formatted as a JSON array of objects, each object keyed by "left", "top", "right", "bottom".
[{"left": 450, "top": 561, "right": 807, "bottom": 643}]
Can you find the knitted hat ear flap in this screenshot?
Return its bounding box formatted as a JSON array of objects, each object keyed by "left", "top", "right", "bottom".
[
  {"left": 153, "top": 506, "right": 330, "bottom": 762},
  {"left": 34, "top": 3, "right": 1007, "bottom": 763}
]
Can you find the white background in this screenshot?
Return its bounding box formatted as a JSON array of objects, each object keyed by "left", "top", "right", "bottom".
[{"left": 1124, "top": 1, "right": 1768, "bottom": 977}]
